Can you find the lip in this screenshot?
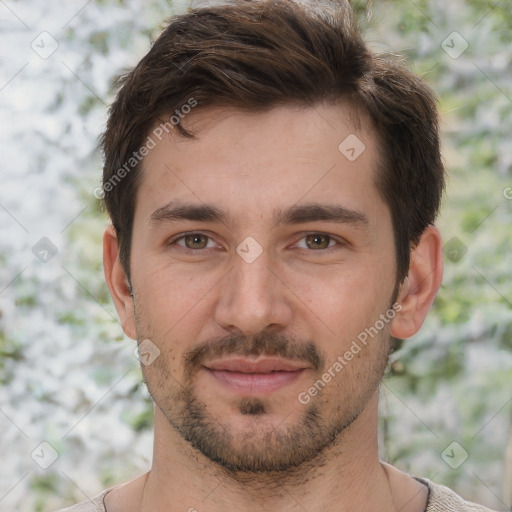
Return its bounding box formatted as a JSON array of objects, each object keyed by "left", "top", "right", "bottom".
[
  {"left": 203, "top": 357, "right": 308, "bottom": 395},
  {"left": 204, "top": 357, "right": 308, "bottom": 373}
]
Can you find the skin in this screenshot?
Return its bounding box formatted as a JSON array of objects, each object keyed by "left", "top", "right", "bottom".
[{"left": 103, "top": 103, "right": 443, "bottom": 512}]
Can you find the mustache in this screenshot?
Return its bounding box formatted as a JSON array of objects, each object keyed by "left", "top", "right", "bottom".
[{"left": 183, "top": 331, "right": 325, "bottom": 374}]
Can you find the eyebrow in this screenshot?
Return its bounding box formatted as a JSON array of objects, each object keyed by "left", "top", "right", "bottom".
[{"left": 148, "top": 201, "right": 369, "bottom": 230}]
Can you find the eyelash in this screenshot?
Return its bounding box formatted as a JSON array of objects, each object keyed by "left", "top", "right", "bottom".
[{"left": 168, "top": 232, "right": 345, "bottom": 253}]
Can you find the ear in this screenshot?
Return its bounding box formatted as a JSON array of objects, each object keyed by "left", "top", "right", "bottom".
[
  {"left": 103, "top": 225, "right": 137, "bottom": 340},
  {"left": 391, "top": 225, "right": 443, "bottom": 339}
]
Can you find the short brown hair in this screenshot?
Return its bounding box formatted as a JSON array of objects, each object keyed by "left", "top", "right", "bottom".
[{"left": 101, "top": 0, "right": 445, "bottom": 284}]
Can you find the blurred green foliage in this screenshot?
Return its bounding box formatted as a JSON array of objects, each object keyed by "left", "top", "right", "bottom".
[{"left": 2, "top": 0, "right": 509, "bottom": 510}]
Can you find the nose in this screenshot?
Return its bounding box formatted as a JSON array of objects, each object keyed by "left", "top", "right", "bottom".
[{"left": 214, "top": 247, "right": 293, "bottom": 338}]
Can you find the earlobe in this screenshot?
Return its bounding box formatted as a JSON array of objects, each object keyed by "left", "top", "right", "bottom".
[
  {"left": 390, "top": 225, "right": 443, "bottom": 340},
  {"left": 103, "top": 225, "right": 137, "bottom": 340}
]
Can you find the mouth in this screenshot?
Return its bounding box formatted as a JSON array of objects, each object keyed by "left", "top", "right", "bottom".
[{"left": 203, "top": 357, "right": 308, "bottom": 395}]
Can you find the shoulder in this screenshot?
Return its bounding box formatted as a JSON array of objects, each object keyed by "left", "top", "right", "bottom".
[
  {"left": 55, "top": 473, "right": 148, "bottom": 512},
  {"left": 419, "top": 478, "right": 499, "bottom": 512},
  {"left": 54, "top": 489, "right": 110, "bottom": 512}
]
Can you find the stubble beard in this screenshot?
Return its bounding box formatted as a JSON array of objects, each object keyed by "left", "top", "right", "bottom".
[{"left": 136, "top": 321, "right": 391, "bottom": 477}]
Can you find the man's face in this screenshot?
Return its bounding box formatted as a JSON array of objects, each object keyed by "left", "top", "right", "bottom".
[{"left": 128, "top": 104, "right": 400, "bottom": 472}]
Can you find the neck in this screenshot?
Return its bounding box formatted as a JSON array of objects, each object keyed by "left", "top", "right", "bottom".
[{"left": 142, "top": 393, "right": 397, "bottom": 512}]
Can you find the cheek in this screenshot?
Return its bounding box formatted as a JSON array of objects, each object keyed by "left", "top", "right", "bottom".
[
  {"left": 134, "top": 259, "right": 217, "bottom": 319},
  {"left": 286, "top": 263, "right": 393, "bottom": 336}
]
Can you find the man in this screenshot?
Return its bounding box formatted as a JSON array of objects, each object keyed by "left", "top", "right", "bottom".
[{"left": 58, "top": 0, "right": 497, "bottom": 510}]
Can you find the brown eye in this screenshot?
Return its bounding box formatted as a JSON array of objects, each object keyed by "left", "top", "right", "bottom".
[
  {"left": 183, "top": 234, "right": 209, "bottom": 249},
  {"left": 304, "top": 234, "right": 332, "bottom": 250}
]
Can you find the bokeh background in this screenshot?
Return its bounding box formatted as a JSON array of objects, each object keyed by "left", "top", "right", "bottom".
[{"left": 0, "top": 0, "right": 511, "bottom": 510}]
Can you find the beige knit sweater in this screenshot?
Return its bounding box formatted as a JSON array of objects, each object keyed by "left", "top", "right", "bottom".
[{"left": 56, "top": 478, "right": 499, "bottom": 511}]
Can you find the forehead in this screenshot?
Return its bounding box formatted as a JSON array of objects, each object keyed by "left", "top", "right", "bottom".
[{"left": 135, "top": 103, "right": 382, "bottom": 226}]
